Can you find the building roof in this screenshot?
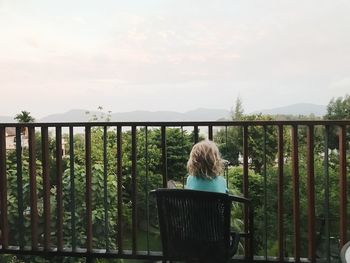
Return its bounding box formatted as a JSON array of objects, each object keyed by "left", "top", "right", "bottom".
[{"left": 5, "top": 127, "right": 16, "bottom": 136}]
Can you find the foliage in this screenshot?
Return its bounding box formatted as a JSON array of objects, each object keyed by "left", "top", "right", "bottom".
[
  {"left": 14, "top": 111, "right": 35, "bottom": 123},
  {"left": 85, "top": 106, "right": 112, "bottom": 122},
  {"left": 231, "top": 96, "right": 244, "bottom": 120},
  {"left": 215, "top": 114, "right": 278, "bottom": 174},
  {"left": 325, "top": 94, "right": 350, "bottom": 120},
  {"left": 324, "top": 94, "right": 350, "bottom": 149}
]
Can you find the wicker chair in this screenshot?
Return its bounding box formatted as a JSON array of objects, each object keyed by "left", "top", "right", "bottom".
[{"left": 151, "top": 189, "right": 253, "bottom": 262}]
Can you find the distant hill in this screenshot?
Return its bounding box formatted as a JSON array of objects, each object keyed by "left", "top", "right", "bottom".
[
  {"left": 0, "top": 103, "right": 328, "bottom": 123},
  {"left": 39, "top": 109, "right": 94, "bottom": 122},
  {"left": 0, "top": 116, "right": 15, "bottom": 123},
  {"left": 38, "top": 108, "right": 231, "bottom": 122},
  {"left": 252, "top": 103, "right": 327, "bottom": 116}
]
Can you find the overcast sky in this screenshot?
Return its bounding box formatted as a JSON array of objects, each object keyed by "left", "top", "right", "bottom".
[{"left": 1, "top": 0, "right": 350, "bottom": 118}]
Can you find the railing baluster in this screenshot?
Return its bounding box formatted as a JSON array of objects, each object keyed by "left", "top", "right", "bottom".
[
  {"left": 85, "top": 126, "right": 93, "bottom": 252},
  {"left": 131, "top": 125, "right": 137, "bottom": 254},
  {"left": 161, "top": 126, "right": 168, "bottom": 188},
  {"left": 277, "top": 125, "right": 284, "bottom": 261},
  {"left": 41, "top": 126, "right": 51, "bottom": 251},
  {"left": 181, "top": 126, "right": 185, "bottom": 188},
  {"left": 225, "top": 125, "right": 228, "bottom": 187},
  {"left": 307, "top": 125, "right": 315, "bottom": 262},
  {"left": 225, "top": 126, "right": 228, "bottom": 157},
  {"left": 28, "top": 126, "right": 38, "bottom": 250},
  {"left": 324, "top": 125, "right": 330, "bottom": 262},
  {"left": 194, "top": 125, "right": 199, "bottom": 143},
  {"left": 56, "top": 126, "right": 63, "bottom": 251},
  {"left": 242, "top": 125, "right": 250, "bottom": 259},
  {"left": 291, "top": 125, "right": 300, "bottom": 262},
  {"left": 16, "top": 127, "right": 24, "bottom": 249},
  {"left": 263, "top": 126, "right": 267, "bottom": 260},
  {"left": 69, "top": 126, "right": 76, "bottom": 250},
  {"left": 338, "top": 125, "right": 347, "bottom": 248},
  {"left": 103, "top": 126, "right": 109, "bottom": 251},
  {"left": 145, "top": 126, "right": 150, "bottom": 254},
  {"left": 0, "top": 126, "right": 8, "bottom": 249},
  {"left": 208, "top": 125, "right": 213, "bottom": 140},
  {"left": 116, "top": 125, "right": 123, "bottom": 254}
]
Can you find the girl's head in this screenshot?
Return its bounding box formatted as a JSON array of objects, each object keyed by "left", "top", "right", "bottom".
[{"left": 187, "top": 140, "right": 223, "bottom": 179}]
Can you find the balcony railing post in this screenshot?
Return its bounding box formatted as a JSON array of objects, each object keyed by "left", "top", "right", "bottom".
[
  {"left": 339, "top": 125, "right": 347, "bottom": 248},
  {"left": 208, "top": 125, "right": 213, "bottom": 140},
  {"left": 277, "top": 125, "right": 284, "bottom": 261},
  {"left": 41, "top": 126, "right": 51, "bottom": 251},
  {"left": 145, "top": 126, "right": 150, "bottom": 253},
  {"left": 263, "top": 126, "right": 268, "bottom": 259},
  {"left": 0, "top": 126, "right": 8, "bottom": 249},
  {"left": 103, "top": 126, "right": 109, "bottom": 251},
  {"left": 194, "top": 125, "right": 199, "bottom": 144},
  {"left": 116, "top": 125, "right": 123, "bottom": 254},
  {"left": 307, "top": 125, "right": 315, "bottom": 262},
  {"left": 15, "top": 127, "right": 25, "bottom": 249},
  {"left": 56, "top": 126, "right": 63, "bottom": 251},
  {"left": 161, "top": 126, "right": 168, "bottom": 188},
  {"left": 131, "top": 125, "right": 138, "bottom": 255},
  {"left": 69, "top": 126, "right": 77, "bottom": 251},
  {"left": 28, "top": 126, "right": 38, "bottom": 250},
  {"left": 324, "top": 125, "right": 331, "bottom": 262},
  {"left": 181, "top": 126, "right": 185, "bottom": 188},
  {"left": 242, "top": 125, "right": 251, "bottom": 259},
  {"left": 85, "top": 126, "right": 93, "bottom": 252},
  {"left": 291, "top": 125, "right": 300, "bottom": 262}
]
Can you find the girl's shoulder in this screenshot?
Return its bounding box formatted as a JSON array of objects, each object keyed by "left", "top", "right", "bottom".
[{"left": 215, "top": 175, "right": 227, "bottom": 182}]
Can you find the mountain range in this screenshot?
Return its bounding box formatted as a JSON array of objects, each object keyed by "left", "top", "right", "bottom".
[
  {"left": 253, "top": 103, "right": 327, "bottom": 116},
  {"left": 0, "top": 103, "right": 327, "bottom": 123}
]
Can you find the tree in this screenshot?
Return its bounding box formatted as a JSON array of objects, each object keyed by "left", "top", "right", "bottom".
[
  {"left": 324, "top": 94, "right": 350, "bottom": 149},
  {"left": 232, "top": 96, "right": 244, "bottom": 120},
  {"left": 85, "top": 106, "right": 112, "bottom": 122},
  {"left": 215, "top": 97, "right": 244, "bottom": 166},
  {"left": 215, "top": 111, "right": 278, "bottom": 174},
  {"left": 238, "top": 114, "right": 278, "bottom": 174},
  {"left": 324, "top": 94, "right": 350, "bottom": 120},
  {"left": 14, "top": 111, "right": 35, "bottom": 123}
]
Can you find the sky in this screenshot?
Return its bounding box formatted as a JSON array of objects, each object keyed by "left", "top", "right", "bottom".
[{"left": 1, "top": 0, "right": 350, "bottom": 118}]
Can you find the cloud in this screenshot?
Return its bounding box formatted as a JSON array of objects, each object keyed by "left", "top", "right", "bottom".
[{"left": 0, "top": 0, "right": 350, "bottom": 117}]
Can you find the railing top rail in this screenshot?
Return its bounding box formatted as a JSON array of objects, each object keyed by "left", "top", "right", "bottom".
[{"left": 0, "top": 120, "right": 350, "bottom": 127}]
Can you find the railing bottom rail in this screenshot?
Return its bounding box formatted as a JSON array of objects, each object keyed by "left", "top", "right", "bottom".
[
  {"left": 1, "top": 247, "right": 162, "bottom": 260},
  {"left": 1, "top": 247, "right": 318, "bottom": 262}
]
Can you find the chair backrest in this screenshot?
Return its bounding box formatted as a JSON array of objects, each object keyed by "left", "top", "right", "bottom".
[{"left": 152, "top": 189, "right": 232, "bottom": 262}]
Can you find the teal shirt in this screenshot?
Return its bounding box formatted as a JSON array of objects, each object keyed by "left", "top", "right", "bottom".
[{"left": 185, "top": 175, "right": 228, "bottom": 193}]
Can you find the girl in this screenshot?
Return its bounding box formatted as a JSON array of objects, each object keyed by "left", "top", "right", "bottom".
[{"left": 185, "top": 140, "right": 227, "bottom": 193}]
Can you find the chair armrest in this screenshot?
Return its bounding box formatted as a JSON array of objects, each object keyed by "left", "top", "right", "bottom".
[
  {"left": 228, "top": 194, "right": 254, "bottom": 261},
  {"left": 227, "top": 194, "right": 251, "bottom": 204}
]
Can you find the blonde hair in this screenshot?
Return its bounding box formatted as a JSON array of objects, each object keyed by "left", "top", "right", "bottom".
[{"left": 187, "top": 140, "right": 224, "bottom": 179}]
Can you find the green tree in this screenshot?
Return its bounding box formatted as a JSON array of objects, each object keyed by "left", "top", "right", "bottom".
[
  {"left": 325, "top": 94, "right": 350, "bottom": 120},
  {"left": 215, "top": 113, "right": 278, "bottom": 174},
  {"left": 85, "top": 106, "right": 112, "bottom": 122},
  {"left": 215, "top": 97, "right": 244, "bottom": 166},
  {"left": 232, "top": 96, "right": 244, "bottom": 120},
  {"left": 324, "top": 94, "right": 350, "bottom": 149},
  {"left": 14, "top": 111, "right": 35, "bottom": 123}
]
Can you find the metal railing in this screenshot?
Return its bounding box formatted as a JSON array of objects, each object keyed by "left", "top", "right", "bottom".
[{"left": 0, "top": 120, "right": 349, "bottom": 262}]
